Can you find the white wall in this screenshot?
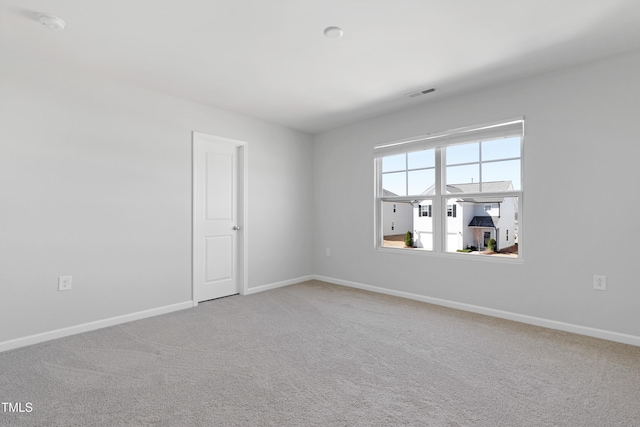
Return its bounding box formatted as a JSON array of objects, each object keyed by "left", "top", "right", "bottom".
[
  {"left": 313, "top": 49, "right": 640, "bottom": 339},
  {"left": 0, "top": 50, "right": 313, "bottom": 344}
]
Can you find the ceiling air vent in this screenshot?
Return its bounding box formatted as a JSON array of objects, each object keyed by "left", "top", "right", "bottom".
[{"left": 407, "top": 88, "right": 436, "bottom": 98}]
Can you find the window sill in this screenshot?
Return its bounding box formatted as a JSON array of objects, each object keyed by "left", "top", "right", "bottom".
[{"left": 375, "top": 246, "right": 524, "bottom": 264}]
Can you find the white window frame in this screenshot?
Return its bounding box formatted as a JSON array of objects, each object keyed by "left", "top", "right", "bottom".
[{"left": 374, "top": 117, "right": 524, "bottom": 261}]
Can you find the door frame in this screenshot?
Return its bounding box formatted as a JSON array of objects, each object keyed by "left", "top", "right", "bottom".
[{"left": 192, "top": 131, "right": 249, "bottom": 306}]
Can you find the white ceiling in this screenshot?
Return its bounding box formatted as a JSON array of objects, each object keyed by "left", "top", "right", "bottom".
[{"left": 2, "top": 1, "right": 640, "bottom": 134}]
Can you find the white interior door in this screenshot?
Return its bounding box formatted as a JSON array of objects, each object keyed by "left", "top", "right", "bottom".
[{"left": 193, "top": 133, "right": 245, "bottom": 302}]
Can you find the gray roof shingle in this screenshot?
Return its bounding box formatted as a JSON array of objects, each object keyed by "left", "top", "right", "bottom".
[{"left": 468, "top": 216, "right": 497, "bottom": 227}]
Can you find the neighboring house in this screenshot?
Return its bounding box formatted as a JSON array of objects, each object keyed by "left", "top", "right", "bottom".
[
  {"left": 382, "top": 190, "right": 413, "bottom": 236},
  {"left": 412, "top": 181, "right": 518, "bottom": 252}
]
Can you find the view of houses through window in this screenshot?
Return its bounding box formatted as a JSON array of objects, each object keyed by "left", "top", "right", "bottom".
[{"left": 376, "top": 120, "right": 523, "bottom": 259}]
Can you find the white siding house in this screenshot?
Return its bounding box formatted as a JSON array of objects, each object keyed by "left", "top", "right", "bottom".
[
  {"left": 414, "top": 203, "right": 434, "bottom": 251},
  {"left": 413, "top": 181, "right": 518, "bottom": 252}
]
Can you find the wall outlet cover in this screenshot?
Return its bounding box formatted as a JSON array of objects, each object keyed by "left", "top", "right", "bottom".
[
  {"left": 58, "top": 275, "right": 72, "bottom": 291},
  {"left": 593, "top": 275, "right": 606, "bottom": 291}
]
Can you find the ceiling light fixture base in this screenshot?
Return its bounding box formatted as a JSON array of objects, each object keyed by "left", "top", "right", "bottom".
[
  {"left": 324, "top": 26, "right": 343, "bottom": 39},
  {"left": 38, "top": 14, "right": 66, "bottom": 31}
]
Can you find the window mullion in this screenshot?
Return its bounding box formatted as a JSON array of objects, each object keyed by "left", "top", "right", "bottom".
[
  {"left": 375, "top": 157, "right": 383, "bottom": 248},
  {"left": 434, "top": 147, "right": 444, "bottom": 252},
  {"left": 405, "top": 153, "right": 409, "bottom": 197},
  {"left": 479, "top": 143, "right": 483, "bottom": 193}
]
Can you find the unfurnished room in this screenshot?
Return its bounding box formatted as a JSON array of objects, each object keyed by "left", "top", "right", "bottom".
[{"left": 1, "top": 1, "right": 640, "bottom": 426}]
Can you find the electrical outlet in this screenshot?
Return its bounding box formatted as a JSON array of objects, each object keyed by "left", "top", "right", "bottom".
[
  {"left": 58, "top": 275, "right": 72, "bottom": 291},
  {"left": 593, "top": 275, "right": 606, "bottom": 291},
  {"left": 325, "top": 248, "right": 331, "bottom": 257}
]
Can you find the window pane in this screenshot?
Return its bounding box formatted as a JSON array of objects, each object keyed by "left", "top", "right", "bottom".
[
  {"left": 381, "top": 200, "right": 433, "bottom": 251},
  {"left": 481, "top": 159, "right": 521, "bottom": 191},
  {"left": 447, "top": 142, "right": 479, "bottom": 165},
  {"left": 446, "top": 164, "right": 479, "bottom": 189},
  {"left": 382, "top": 201, "right": 413, "bottom": 247},
  {"left": 382, "top": 172, "right": 406, "bottom": 196},
  {"left": 408, "top": 149, "right": 435, "bottom": 169},
  {"left": 382, "top": 154, "right": 406, "bottom": 172},
  {"left": 482, "top": 137, "right": 520, "bottom": 161},
  {"left": 445, "top": 196, "right": 519, "bottom": 257},
  {"left": 408, "top": 169, "right": 434, "bottom": 195}
]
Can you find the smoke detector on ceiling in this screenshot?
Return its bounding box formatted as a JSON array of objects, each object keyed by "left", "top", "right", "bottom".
[{"left": 38, "top": 14, "right": 66, "bottom": 31}]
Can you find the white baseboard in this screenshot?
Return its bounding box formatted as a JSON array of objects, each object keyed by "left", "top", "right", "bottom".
[
  {"left": 0, "top": 301, "right": 193, "bottom": 353},
  {"left": 244, "top": 275, "right": 314, "bottom": 295},
  {"left": 1, "top": 275, "right": 311, "bottom": 353},
  {"left": 5, "top": 275, "right": 637, "bottom": 352},
  {"left": 313, "top": 275, "right": 640, "bottom": 347}
]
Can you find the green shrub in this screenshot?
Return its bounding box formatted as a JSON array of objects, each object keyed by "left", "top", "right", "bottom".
[
  {"left": 488, "top": 238, "right": 497, "bottom": 252},
  {"left": 404, "top": 231, "right": 413, "bottom": 248}
]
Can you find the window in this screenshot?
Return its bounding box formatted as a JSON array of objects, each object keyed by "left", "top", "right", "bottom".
[
  {"left": 419, "top": 205, "right": 432, "bottom": 217},
  {"left": 393, "top": 204, "right": 396, "bottom": 213},
  {"left": 375, "top": 118, "right": 523, "bottom": 259}
]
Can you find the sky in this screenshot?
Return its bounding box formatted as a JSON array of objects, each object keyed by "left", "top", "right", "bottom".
[{"left": 382, "top": 137, "right": 521, "bottom": 196}]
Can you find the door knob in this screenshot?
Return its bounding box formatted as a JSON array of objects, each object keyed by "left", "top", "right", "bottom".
[{"left": 233, "top": 225, "right": 241, "bottom": 231}]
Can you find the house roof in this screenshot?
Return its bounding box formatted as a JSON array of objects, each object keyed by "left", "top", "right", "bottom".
[
  {"left": 417, "top": 181, "right": 512, "bottom": 203},
  {"left": 468, "top": 216, "right": 497, "bottom": 228},
  {"left": 384, "top": 181, "right": 514, "bottom": 203},
  {"left": 449, "top": 182, "right": 513, "bottom": 203},
  {"left": 447, "top": 181, "right": 513, "bottom": 193},
  {"left": 457, "top": 196, "right": 506, "bottom": 204}
]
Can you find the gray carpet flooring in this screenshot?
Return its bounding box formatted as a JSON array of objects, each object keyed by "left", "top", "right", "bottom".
[{"left": 1, "top": 280, "right": 639, "bottom": 426}]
